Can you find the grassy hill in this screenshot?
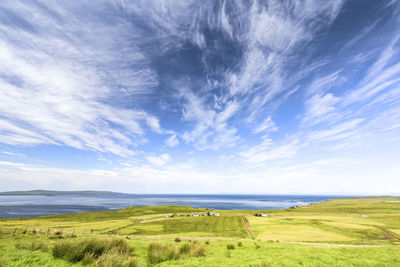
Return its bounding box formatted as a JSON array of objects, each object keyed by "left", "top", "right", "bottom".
[{"left": 0, "top": 197, "right": 400, "bottom": 266}]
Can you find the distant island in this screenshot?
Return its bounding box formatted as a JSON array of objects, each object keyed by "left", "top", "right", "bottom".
[{"left": 0, "top": 190, "right": 120, "bottom": 196}]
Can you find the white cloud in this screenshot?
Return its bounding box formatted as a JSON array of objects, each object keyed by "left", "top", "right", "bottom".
[
  {"left": 303, "top": 93, "right": 340, "bottom": 125},
  {"left": 166, "top": 135, "right": 179, "bottom": 147},
  {"left": 146, "top": 153, "right": 171, "bottom": 166},
  {"left": 253, "top": 117, "right": 278, "bottom": 134},
  {"left": 1, "top": 151, "right": 25, "bottom": 157},
  {"left": 0, "top": 2, "right": 161, "bottom": 157}
]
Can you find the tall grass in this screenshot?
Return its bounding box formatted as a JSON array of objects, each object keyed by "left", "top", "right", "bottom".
[
  {"left": 147, "top": 243, "right": 176, "bottom": 264},
  {"left": 179, "top": 241, "right": 205, "bottom": 257},
  {"left": 96, "top": 251, "right": 125, "bottom": 267},
  {"left": 15, "top": 241, "right": 48, "bottom": 251},
  {"left": 52, "top": 238, "right": 133, "bottom": 263},
  {"left": 124, "top": 256, "right": 141, "bottom": 267},
  {"left": 147, "top": 241, "right": 205, "bottom": 264}
]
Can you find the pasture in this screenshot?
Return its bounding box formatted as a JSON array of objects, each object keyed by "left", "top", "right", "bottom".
[{"left": 0, "top": 197, "right": 400, "bottom": 266}]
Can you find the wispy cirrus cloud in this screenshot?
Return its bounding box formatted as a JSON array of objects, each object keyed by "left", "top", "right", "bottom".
[
  {"left": 0, "top": 1, "right": 161, "bottom": 156},
  {"left": 1, "top": 0, "right": 400, "bottom": 193}
]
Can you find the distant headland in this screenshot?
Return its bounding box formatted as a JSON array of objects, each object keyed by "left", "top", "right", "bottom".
[{"left": 0, "top": 190, "right": 120, "bottom": 196}]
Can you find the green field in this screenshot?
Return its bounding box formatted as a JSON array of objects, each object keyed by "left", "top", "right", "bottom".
[{"left": 1, "top": 197, "right": 400, "bottom": 266}]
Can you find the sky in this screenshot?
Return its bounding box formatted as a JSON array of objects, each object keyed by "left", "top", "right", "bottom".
[{"left": 0, "top": 0, "right": 399, "bottom": 194}]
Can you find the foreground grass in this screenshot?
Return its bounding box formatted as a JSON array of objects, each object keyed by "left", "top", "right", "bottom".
[{"left": 1, "top": 197, "right": 400, "bottom": 266}]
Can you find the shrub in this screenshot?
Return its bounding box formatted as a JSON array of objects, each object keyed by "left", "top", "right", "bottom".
[
  {"left": 227, "top": 244, "right": 235, "bottom": 250},
  {"left": 205, "top": 240, "right": 210, "bottom": 245},
  {"left": 255, "top": 243, "right": 261, "bottom": 249},
  {"left": 174, "top": 237, "right": 181, "bottom": 242},
  {"left": 237, "top": 241, "right": 243, "bottom": 247}
]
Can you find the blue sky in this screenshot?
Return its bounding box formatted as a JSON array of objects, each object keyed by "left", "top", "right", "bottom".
[{"left": 0, "top": 0, "right": 399, "bottom": 194}]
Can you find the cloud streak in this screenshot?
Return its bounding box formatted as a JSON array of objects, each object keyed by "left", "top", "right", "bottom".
[{"left": 0, "top": 0, "right": 400, "bottom": 193}]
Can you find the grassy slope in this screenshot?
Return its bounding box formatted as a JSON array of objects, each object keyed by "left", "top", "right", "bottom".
[{"left": 0, "top": 197, "right": 400, "bottom": 266}]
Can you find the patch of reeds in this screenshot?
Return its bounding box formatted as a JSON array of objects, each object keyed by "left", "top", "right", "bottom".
[
  {"left": 123, "top": 256, "right": 141, "bottom": 267},
  {"left": 52, "top": 238, "right": 133, "bottom": 264},
  {"left": 147, "top": 241, "right": 205, "bottom": 264},
  {"left": 16, "top": 241, "right": 48, "bottom": 252},
  {"left": 147, "top": 243, "right": 176, "bottom": 264}
]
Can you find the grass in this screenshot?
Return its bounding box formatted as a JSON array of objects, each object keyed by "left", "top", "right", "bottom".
[
  {"left": 52, "top": 238, "right": 133, "bottom": 263},
  {"left": 15, "top": 241, "right": 48, "bottom": 252},
  {"left": 147, "top": 241, "right": 205, "bottom": 264},
  {"left": 1, "top": 197, "right": 400, "bottom": 266},
  {"left": 227, "top": 244, "right": 235, "bottom": 250}
]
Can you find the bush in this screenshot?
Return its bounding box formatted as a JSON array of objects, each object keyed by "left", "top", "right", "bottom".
[
  {"left": 255, "top": 243, "right": 261, "bottom": 249},
  {"left": 174, "top": 237, "right": 181, "bottom": 242},
  {"left": 16, "top": 241, "right": 48, "bottom": 252},
  {"left": 237, "top": 241, "right": 243, "bottom": 247},
  {"left": 205, "top": 240, "right": 210, "bottom": 245},
  {"left": 227, "top": 244, "right": 235, "bottom": 250},
  {"left": 52, "top": 238, "right": 133, "bottom": 263}
]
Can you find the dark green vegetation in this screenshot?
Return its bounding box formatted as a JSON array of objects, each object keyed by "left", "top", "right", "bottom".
[
  {"left": 1, "top": 197, "right": 400, "bottom": 266},
  {"left": 52, "top": 238, "right": 132, "bottom": 263}
]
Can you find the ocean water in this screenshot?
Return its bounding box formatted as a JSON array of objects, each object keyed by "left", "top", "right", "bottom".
[{"left": 0, "top": 194, "right": 345, "bottom": 219}]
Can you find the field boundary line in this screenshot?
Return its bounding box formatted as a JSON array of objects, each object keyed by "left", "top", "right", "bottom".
[{"left": 240, "top": 215, "right": 255, "bottom": 240}]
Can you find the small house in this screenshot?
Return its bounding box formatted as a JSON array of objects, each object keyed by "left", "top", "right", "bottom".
[
  {"left": 193, "top": 213, "right": 199, "bottom": 217},
  {"left": 261, "top": 213, "right": 269, "bottom": 217}
]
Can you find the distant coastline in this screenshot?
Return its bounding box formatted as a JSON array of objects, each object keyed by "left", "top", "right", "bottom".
[
  {"left": 0, "top": 193, "right": 343, "bottom": 219},
  {"left": 0, "top": 190, "right": 119, "bottom": 196}
]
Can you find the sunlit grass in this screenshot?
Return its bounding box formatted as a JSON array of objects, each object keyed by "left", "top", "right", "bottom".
[{"left": 1, "top": 197, "right": 400, "bottom": 266}]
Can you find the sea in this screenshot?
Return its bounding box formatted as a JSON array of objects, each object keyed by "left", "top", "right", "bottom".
[{"left": 0, "top": 194, "right": 347, "bottom": 219}]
